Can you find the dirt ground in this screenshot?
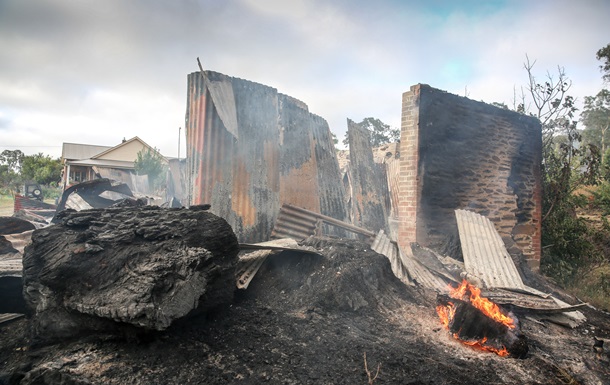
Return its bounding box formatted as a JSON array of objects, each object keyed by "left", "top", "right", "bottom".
[{"left": 2, "top": 236, "right": 610, "bottom": 384}]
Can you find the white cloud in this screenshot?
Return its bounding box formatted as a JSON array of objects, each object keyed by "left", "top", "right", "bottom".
[{"left": 0, "top": 0, "right": 609, "bottom": 160}]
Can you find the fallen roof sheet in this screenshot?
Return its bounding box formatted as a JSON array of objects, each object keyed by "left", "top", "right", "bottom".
[
  {"left": 236, "top": 238, "right": 317, "bottom": 289},
  {"left": 371, "top": 230, "right": 412, "bottom": 286},
  {"left": 271, "top": 204, "right": 375, "bottom": 243},
  {"left": 455, "top": 209, "right": 585, "bottom": 327},
  {"left": 455, "top": 209, "right": 526, "bottom": 289},
  {"left": 371, "top": 230, "right": 451, "bottom": 292}
]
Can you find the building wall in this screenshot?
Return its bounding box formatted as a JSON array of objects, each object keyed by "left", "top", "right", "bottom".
[
  {"left": 185, "top": 71, "right": 347, "bottom": 243},
  {"left": 96, "top": 141, "right": 146, "bottom": 162},
  {"left": 398, "top": 84, "right": 542, "bottom": 270}
]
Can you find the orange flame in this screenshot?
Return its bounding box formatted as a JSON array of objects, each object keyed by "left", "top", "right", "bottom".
[
  {"left": 450, "top": 280, "right": 515, "bottom": 329},
  {"left": 436, "top": 279, "right": 514, "bottom": 357}
]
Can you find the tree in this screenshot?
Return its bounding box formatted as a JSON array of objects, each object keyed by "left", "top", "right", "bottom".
[
  {"left": 331, "top": 132, "right": 339, "bottom": 149},
  {"left": 0, "top": 150, "right": 25, "bottom": 192},
  {"left": 342, "top": 117, "right": 399, "bottom": 147},
  {"left": 515, "top": 56, "right": 605, "bottom": 283},
  {"left": 0, "top": 149, "right": 24, "bottom": 172},
  {"left": 581, "top": 89, "right": 610, "bottom": 167},
  {"left": 516, "top": 55, "right": 578, "bottom": 153},
  {"left": 20, "top": 153, "right": 62, "bottom": 185},
  {"left": 596, "top": 43, "right": 610, "bottom": 83},
  {"left": 134, "top": 147, "right": 166, "bottom": 190}
]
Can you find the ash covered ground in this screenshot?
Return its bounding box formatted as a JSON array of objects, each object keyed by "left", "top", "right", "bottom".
[{"left": 2, "top": 236, "right": 610, "bottom": 384}]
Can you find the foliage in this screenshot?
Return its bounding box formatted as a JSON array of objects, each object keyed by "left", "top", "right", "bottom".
[
  {"left": 20, "top": 153, "right": 62, "bottom": 185},
  {"left": 491, "top": 102, "right": 508, "bottom": 109},
  {"left": 593, "top": 181, "right": 610, "bottom": 214},
  {"left": 342, "top": 117, "right": 399, "bottom": 147},
  {"left": 0, "top": 150, "right": 25, "bottom": 193},
  {"left": 134, "top": 147, "right": 167, "bottom": 190},
  {"left": 0, "top": 149, "right": 24, "bottom": 172},
  {"left": 596, "top": 43, "right": 610, "bottom": 83},
  {"left": 581, "top": 89, "right": 610, "bottom": 165},
  {"left": 516, "top": 55, "right": 608, "bottom": 286},
  {"left": 602, "top": 148, "right": 610, "bottom": 181},
  {"left": 331, "top": 132, "right": 339, "bottom": 148}
]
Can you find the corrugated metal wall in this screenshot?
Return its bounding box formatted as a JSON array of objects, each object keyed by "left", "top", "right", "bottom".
[
  {"left": 347, "top": 118, "right": 389, "bottom": 234},
  {"left": 185, "top": 71, "right": 348, "bottom": 243}
]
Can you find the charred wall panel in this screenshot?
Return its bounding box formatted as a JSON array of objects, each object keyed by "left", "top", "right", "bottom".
[
  {"left": 185, "top": 72, "right": 237, "bottom": 230},
  {"left": 278, "top": 94, "right": 320, "bottom": 212},
  {"left": 229, "top": 76, "right": 280, "bottom": 243},
  {"left": 186, "top": 70, "right": 348, "bottom": 243},
  {"left": 311, "top": 115, "right": 349, "bottom": 222},
  {"left": 407, "top": 85, "right": 542, "bottom": 269},
  {"left": 312, "top": 115, "right": 349, "bottom": 237},
  {"left": 347, "top": 119, "right": 389, "bottom": 234}
]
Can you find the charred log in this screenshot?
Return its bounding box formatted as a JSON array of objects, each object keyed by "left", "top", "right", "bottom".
[
  {"left": 23, "top": 206, "right": 239, "bottom": 341},
  {"left": 437, "top": 294, "right": 528, "bottom": 358}
]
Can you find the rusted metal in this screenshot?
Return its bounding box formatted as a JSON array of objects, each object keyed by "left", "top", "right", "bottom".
[
  {"left": 13, "top": 195, "right": 56, "bottom": 213},
  {"left": 346, "top": 119, "right": 389, "bottom": 234},
  {"left": 185, "top": 69, "right": 348, "bottom": 243},
  {"left": 271, "top": 204, "right": 375, "bottom": 242}
]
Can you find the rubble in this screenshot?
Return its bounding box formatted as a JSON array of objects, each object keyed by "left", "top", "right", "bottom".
[{"left": 2, "top": 236, "right": 610, "bottom": 384}]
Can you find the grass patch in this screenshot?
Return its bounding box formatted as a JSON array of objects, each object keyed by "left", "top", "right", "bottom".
[
  {"left": 568, "top": 266, "right": 610, "bottom": 311},
  {"left": 0, "top": 194, "right": 14, "bottom": 216}
]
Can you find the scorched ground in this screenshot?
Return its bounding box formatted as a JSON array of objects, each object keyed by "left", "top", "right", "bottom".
[{"left": 1, "top": 237, "right": 610, "bottom": 384}]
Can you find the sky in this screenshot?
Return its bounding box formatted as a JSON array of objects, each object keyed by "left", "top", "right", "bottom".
[{"left": 0, "top": 0, "right": 609, "bottom": 159}]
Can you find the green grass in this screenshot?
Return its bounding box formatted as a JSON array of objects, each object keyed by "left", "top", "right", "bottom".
[
  {"left": 0, "top": 194, "right": 14, "bottom": 216},
  {"left": 568, "top": 266, "right": 610, "bottom": 312}
]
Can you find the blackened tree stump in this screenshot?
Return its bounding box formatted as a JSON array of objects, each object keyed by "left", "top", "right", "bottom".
[{"left": 23, "top": 206, "right": 238, "bottom": 340}]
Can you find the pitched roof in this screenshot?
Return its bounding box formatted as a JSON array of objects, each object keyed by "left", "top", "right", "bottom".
[
  {"left": 61, "top": 143, "right": 112, "bottom": 161},
  {"left": 91, "top": 136, "right": 166, "bottom": 161}
]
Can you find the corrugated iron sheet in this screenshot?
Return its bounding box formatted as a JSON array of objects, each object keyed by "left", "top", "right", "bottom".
[
  {"left": 371, "top": 230, "right": 412, "bottom": 286},
  {"left": 311, "top": 114, "right": 349, "bottom": 225},
  {"left": 455, "top": 209, "right": 525, "bottom": 289},
  {"left": 272, "top": 204, "right": 374, "bottom": 242},
  {"left": 455, "top": 209, "right": 585, "bottom": 326},
  {"left": 398, "top": 246, "right": 451, "bottom": 292},
  {"left": 346, "top": 119, "right": 388, "bottom": 233},
  {"left": 203, "top": 71, "right": 239, "bottom": 138},
  {"left": 371, "top": 230, "right": 450, "bottom": 291},
  {"left": 166, "top": 159, "right": 187, "bottom": 204},
  {"left": 236, "top": 238, "right": 300, "bottom": 289},
  {"left": 186, "top": 70, "right": 348, "bottom": 243},
  {"left": 278, "top": 94, "right": 320, "bottom": 213},
  {"left": 0, "top": 230, "right": 31, "bottom": 278},
  {"left": 13, "top": 195, "right": 56, "bottom": 213}
]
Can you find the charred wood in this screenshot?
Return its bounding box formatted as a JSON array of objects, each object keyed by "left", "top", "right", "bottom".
[{"left": 23, "top": 206, "right": 239, "bottom": 341}]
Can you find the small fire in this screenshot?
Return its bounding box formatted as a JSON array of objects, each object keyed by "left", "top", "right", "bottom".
[{"left": 436, "top": 280, "right": 514, "bottom": 357}]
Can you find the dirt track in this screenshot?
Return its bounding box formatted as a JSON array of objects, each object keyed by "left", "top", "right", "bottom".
[{"left": 2, "top": 236, "right": 610, "bottom": 384}]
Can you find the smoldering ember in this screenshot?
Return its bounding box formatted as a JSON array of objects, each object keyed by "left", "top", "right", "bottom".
[{"left": 1, "top": 68, "right": 610, "bottom": 385}]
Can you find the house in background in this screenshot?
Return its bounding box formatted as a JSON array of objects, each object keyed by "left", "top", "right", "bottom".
[{"left": 61, "top": 137, "right": 167, "bottom": 193}]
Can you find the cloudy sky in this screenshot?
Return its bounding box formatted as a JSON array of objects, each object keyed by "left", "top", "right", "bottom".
[{"left": 1, "top": 0, "right": 608, "bottom": 159}]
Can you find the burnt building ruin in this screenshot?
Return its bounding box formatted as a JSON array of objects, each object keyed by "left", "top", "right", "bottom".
[
  {"left": 185, "top": 73, "right": 542, "bottom": 271},
  {"left": 397, "top": 84, "right": 542, "bottom": 270},
  {"left": 185, "top": 71, "right": 348, "bottom": 243}
]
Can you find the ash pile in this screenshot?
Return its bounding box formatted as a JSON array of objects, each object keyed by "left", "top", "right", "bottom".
[{"left": 0, "top": 204, "right": 609, "bottom": 384}]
